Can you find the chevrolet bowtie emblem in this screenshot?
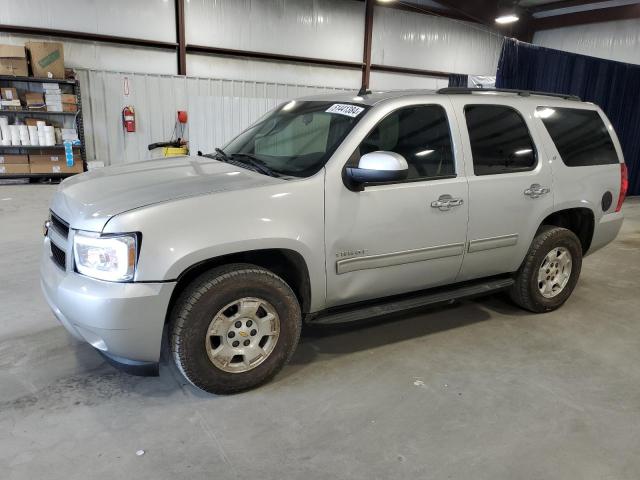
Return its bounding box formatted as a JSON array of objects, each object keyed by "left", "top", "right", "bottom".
[{"left": 239, "top": 331, "right": 249, "bottom": 337}]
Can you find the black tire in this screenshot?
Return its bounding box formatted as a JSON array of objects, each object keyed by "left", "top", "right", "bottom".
[
  {"left": 510, "top": 226, "right": 583, "bottom": 313},
  {"left": 170, "top": 263, "right": 301, "bottom": 394}
]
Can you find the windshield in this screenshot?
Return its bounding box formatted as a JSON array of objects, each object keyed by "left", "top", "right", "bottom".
[{"left": 218, "top": 101, "right": 368, "bottom": 178}]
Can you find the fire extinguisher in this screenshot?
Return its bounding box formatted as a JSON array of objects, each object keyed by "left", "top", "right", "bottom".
[{"left": 122, "top": 106, "right": 136, "bottom": 133}]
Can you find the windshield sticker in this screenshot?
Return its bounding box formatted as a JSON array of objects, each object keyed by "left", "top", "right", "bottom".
[{"left": 326, "top": 104, "right": 365, "bottom": 117}]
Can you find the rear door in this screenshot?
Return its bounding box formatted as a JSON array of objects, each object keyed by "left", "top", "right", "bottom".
[{"left": 450, "top": 97, "right": 555, "bottom": 280}]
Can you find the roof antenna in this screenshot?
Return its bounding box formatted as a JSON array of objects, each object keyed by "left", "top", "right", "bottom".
[{"left": 357, "top": 85, "right": 371, "bottom": 97}]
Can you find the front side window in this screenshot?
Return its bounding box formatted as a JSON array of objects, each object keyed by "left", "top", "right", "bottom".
[
  {"left": 465, "top": 105, "right": 537, "bottom": 175},
  {"left": 536, "top": 107, "right": 618, "bottom": 167},
  {"left": 350, "top": 105, "right": 455, "bottom": 181},
  {"left": 222, "top": 101, "right": 368, "bottom": 178}
]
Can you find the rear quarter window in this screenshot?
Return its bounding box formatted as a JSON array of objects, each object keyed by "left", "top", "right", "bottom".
[{"left": 536, "top": 107, "right": 619, "bottom": 167}]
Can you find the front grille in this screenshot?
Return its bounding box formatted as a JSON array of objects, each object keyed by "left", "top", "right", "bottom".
[
  {"left": 51, "top": 242, "right": 66, "bottom": 270},
  {"left": 50, "top": 211, "right": 69, "bottom": 238}
]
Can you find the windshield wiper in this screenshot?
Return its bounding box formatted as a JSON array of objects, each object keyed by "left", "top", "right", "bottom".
[
  {"left": 201, "top": 147, "right": 230, "bottom": 161},
  {"left": 205, "top": 148, "right": 279, "bottom": 177},
  {"left": 230, "top": 153, "right": 279, "bottom": 177},
  {"left": 214, "top": 147, "right": 231, "bottom": 162}
]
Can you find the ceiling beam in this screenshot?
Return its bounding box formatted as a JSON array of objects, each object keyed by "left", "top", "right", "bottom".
[
  {"left": 418, "top": 0, "right": 534, "bottom": 42},
  {"left": 428, "top": 0, "right": 495, "bottom": 25},
  {"left": 382, "top": 1, "right": 481, "bottom": 23},
  {"left": 533, "top": 3, "right": 640, "bottom": 30},
  {"left": 529, "top": 0, "right": 617, "bottom": 14},
  {"left": 353, "top": 0, "right": 484, "bottom": 24}
]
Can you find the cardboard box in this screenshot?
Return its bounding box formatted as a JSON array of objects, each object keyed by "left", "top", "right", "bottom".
[
  {"left": 0, "top": 164, "right": 30, "bottom": 174},
  {"left": 29, "top": 162, "right": 83, "bottom": 174},
  {"left": 24, "top": 118, "right": 48, "bottom": 127},
  {"left": 26, "top": 42, "right": 65, "bottom": 79},
  {"left": 1, "top": 87, "right": 18, "bottom": 100},
  {"left": 62, "top": 103, "right": 78, "bottom": 113},
  {"left": 61, "top": 94, "right": 77, "bottom": 104},
  {"left": 0, "top": 154, "right": 29, "bottom": 164},
  {"left": 1, "top": 99, "right": 21, "bottom": 109},
  {"left": 0, "top": 44, "right": 28, "bottom": 77},
  {"left": 29, "top": 153, "right": 70, "bottom": 164},
  {"left": 25, "top": 92, "right": 44, "bottom": 105}
]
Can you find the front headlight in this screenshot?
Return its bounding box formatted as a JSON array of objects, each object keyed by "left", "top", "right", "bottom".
[{"left": 73, "top": 232, "right": 138, "bottom": 282}]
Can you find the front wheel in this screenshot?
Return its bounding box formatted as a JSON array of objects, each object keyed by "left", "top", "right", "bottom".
[
  {"left": 510, "top": 226, "right": 583, "bottom": 313},
  {"left": 170, "top": 264, "right": 301, "bottom": 394}
]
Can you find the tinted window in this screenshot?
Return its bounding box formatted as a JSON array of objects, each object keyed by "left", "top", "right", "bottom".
[
  {"left": 354, "top": 105, "right": 455, "bottom": 181},
  {"left": 536, "top": 107, "right": 618, "bottom": 166},
  {"left": 465, "top": 105, "right": 536, "bottom": 175}
]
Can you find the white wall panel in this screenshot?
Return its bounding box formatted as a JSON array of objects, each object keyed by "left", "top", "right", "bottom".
[
  {"left": 77, "top": 70, "right": 348, "bottom": 167},
  {"left": 369, "top": 71, "right": 448, "bottom": 90},
  {"left": 371, "top": 7, "right": 503, "bottom": 75},
  {"left": 533, "top": 19, "right": 640, "bottom": 65},
  {"left": 0, "top": 34, "right": 177, "bottom": 74},
  {"left": 187, "top": 78, "right": 348, "bottom": 157},
  {"left": 186, "top": 54, "right": 360, "bottom": 89},
  {"left": 0, "top": 0, "right": 175, "bottom": 42},
  {"left": 185, "top": 0, "right": 364, "bottom": 62}
]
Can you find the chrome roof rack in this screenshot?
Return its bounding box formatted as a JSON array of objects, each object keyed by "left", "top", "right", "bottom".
[{"left": 437, "top": 87, "right": 581, "bottom": 102}]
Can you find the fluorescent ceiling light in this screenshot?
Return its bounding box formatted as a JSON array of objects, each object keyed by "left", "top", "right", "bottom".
[
  {"left": 415, "top": 149, "right": 434, "bottom": 157},
  {"left": 495, "top": 14, "right": 519, "bottom": 24}
]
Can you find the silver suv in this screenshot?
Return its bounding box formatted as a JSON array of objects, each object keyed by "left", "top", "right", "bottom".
[{"left": 41, "top": 88, "right": 627, "bottom": 394}]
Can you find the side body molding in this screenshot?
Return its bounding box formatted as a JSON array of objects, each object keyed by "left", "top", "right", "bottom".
[
  {"left": 467, "top": 234, "right": 519, "bottom": 253},
  {"left": 336, "top": 243, "right": 465, "bottom": 275}
]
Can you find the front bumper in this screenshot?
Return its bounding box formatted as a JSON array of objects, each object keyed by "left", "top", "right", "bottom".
[{"left": 40, "top": 236, "right": 176, "bottom": 373}]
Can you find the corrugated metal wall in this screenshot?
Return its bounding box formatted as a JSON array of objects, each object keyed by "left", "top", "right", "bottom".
[
  {"left": 371, "top": 7, "right": 503, "bottom": 75},
  {"left": 1, "top": 0, "right": 506, "bottom": 167},
  {"left": 76, "top": 69, "right": 349, "bottom": 167},
  {"left": 533, "top": 18, "right": 640, "bottom": 66}
]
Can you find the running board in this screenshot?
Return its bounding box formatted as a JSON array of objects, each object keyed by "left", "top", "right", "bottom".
[{"left": 309, "top": 277, "right": 514, "bottom": 326}]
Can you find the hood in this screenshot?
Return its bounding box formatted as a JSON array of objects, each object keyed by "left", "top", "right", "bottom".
[{"left": 50, "top": 156, "right": 281, "bottom": 231}]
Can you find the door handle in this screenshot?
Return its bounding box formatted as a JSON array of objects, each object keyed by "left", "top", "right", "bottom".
[
  {"left": 524, "top": 184, "right": 551, "bottom": 199},
  {"left": 431, "top": 194, "right": 464, "bottom": 211}
]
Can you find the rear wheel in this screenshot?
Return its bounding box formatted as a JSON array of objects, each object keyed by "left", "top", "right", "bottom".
[
  {"left": 170, "top": 264, "right": 301, "bottom": 394},
  {"left": 510, "top": 226, "right": 583, "bottom": 313}
]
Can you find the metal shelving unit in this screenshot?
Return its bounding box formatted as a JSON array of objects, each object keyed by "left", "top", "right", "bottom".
[
  {"left": 0, "top": 109, "right": 77, "bottom": 115},
  {"left": 0, "top": 75, "right": 87, "bottom": 181}
]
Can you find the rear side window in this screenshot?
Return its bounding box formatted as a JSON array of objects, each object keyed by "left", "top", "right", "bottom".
[
  {"left": 464, "top": 105, "right": 537, "bottom": 175},
  {"left": 355, "top": 105, "right": 455, "bottom": 181},
  {"left": 536, "top": 107, "right": 618, "bottom": 166}
]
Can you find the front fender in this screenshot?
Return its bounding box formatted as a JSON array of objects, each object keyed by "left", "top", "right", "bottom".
[{"left": 103, "top": 174, "right": 327, "bottom": 311}]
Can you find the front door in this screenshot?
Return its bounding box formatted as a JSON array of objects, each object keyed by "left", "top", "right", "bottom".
[
  {"left": 450, "top": 98, "right": 555, "bottom": 281},
  {"left": 324, "top": 101, "right": 469, "bottom": 308}
]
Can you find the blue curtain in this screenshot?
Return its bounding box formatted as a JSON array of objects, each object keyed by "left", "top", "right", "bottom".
[{"left": 496, "top": 38, "right": 640, "bottom": 195}]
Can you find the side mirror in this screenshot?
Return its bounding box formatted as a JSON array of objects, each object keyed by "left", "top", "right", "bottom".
[{"left": 345, "top": 151, "right": 408, "bottom": 187}]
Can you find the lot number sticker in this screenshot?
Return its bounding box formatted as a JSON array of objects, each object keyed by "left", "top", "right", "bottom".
[{"left": 326, "top": 104, "right": 364, "bottom": 117}]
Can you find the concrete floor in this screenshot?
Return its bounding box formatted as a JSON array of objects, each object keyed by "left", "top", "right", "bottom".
[{"left": 1, "top": 184, "right": 639, "bottom": 480}]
